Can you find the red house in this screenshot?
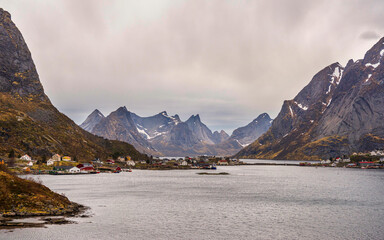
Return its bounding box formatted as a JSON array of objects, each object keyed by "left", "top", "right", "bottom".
[
  {"left": 77, "top": 163, "right": 95, "bottom": 172},
  {"left": 106, "top": 159, "right": 115, "bottom": 164}
]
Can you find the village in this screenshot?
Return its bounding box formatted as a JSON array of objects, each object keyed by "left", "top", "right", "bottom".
[
  {"left": 1, "top": 149, "right": 384, "bottom": 174},
  {"left": 299, "top": 150, "right": 384, "bottom": 169},
  {"left": 0, "top": 153, "right": 245, "bottom": 175}
]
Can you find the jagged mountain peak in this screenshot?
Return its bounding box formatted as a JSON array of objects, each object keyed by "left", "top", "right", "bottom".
[
  {"left": 363, "top": 37, "right": 384, "bottom": 66},
  {"left": 80, "top": 109, "right": 106, "bottom": 132},
  {"left": 90, "top": 109, "right": 104, "bottom": 117},
  {"left": 116, "top": 106, "right": 128, "bottom": 112},
  {"left": 112, "top": 107, "right": 133, "bottom": 118},
  {"left": 172, "top": 114, "right": 181, "bottom": 122},
  {"left": 254, "top": 113, "right": 271, "bottom": 122},
  {"left": 229, "top": 113, "right": 273, "bottom": 147},
  {"left": 212, "top": 130, "right": 230, "bottom": 144},
  {"left": 187, "top": 114, "right": 201, "bottom": 122},
  {"left": 292, "top": 62, "right": 344, "bottom": 110}
]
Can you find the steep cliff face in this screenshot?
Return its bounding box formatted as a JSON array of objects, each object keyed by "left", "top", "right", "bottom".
[
  {"left": 0, "top": 9, "right": 147, "bottom": 161},
  {"left": 236, "top": 37, "right": 384, "bottom": 160},
  {"left": 0, "top": 9, "right": 48, "bottom": 102},
  {"left": 314, "top": 38, "right": 384, "bottom": 152},
  {"left": 185, "top": 114, "right": 216, "bottom": 145}
]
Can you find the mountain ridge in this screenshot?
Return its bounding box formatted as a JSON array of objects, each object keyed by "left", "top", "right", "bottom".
[
  {"left": 81, "top": 108, "right": 272, "bottom": 156},
  {"left": 236, "top": 37, "right": 384, "bottom": 160}
]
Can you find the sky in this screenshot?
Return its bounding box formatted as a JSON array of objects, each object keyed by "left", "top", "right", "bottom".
[{"left": 1, "top": 0, "right": 384, "bottom": 134}]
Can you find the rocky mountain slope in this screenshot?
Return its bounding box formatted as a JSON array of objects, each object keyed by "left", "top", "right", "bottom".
[
  {"left": 229, "top": 113, "right": 272, "bottom": 147},
  {"left": 91, "top": 107, "right": 158, "bottom": 155},
  {"left": 82, "top": 107, "right": 272, "bottom": 156},
  {"left": 212, "top": 130, "right": 230, "bottom": 144},
  {"left": 79, "top": 109, "right": 105, "bottom": 132},
  {"left": 0, "top": 8, "right": 148, "bottom": 161},
  {"left": 236, "top": 37, "right": 384, "bottom": 160}
]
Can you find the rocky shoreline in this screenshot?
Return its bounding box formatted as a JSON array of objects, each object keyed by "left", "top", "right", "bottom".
[{"left": 0, "top": 202, "right": 88, "bottom": 229}]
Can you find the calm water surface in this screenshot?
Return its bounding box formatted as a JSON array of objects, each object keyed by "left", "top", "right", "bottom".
[{"left": 2, "top": 166, "right": 384, "bottom": 240}]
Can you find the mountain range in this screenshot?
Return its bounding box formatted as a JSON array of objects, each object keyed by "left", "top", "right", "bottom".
[
  {"left": 0, "top": 9, "right": 148, "bottom": 161},
  {"left": 3, "top": 6, "right": 381, "bottom": 161},
  {"left": 236, "top": 37, "right": 384, "bottom": 160},
  {"left": 80, "top": 108, "right": 272, "bottom": 156}
]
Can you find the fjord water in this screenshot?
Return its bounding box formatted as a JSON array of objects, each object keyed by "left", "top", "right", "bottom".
[{"left": 3, "top": 166, "right": 384, "bottom": 240}]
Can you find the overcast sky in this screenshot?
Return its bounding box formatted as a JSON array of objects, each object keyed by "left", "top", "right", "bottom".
[{"left": 1, "top": 0, "right": 384, "bottom": 134}]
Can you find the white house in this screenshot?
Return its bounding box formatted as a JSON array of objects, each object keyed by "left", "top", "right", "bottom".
[
  {"left": 181, "top": 160, "right": 188, "bottom": 166},
  {"left": 27, "top": 161, "right": 33, "bottom": 166},
  {"left": 321, "top": 159, "right": 331, "bottom": 164},
  {"left": 47, "top": 159, "right": 54, "bottom": 166},
  {"left": 21, "top": 154, "right": 32, "bottom": 161},
  {"left": 342, "top": 158, "right": 351, "bottom": 163},
  {"left": 217, "top": 160, "right": 228, "bottom": 165},
  {"left": 69, "top": 166, "right": 80, "bottom": 173},
  {"left": 370, "top": 151, "right": 378, "bottom": 156},
  {"left": 127, "top": 160, "right": 136, "bottom": 166}
]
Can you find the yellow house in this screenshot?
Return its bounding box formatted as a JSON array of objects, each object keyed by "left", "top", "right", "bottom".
[
  {"left": 52, "top": 154, "right": 61, "bottom": 161},
  {"left": 62, "top": 156, "right": 71, "bottom": 161}
]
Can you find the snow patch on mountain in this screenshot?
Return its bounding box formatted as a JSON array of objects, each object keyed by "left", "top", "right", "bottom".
[
  {"left": 235, "top": 139, "right": 249, "bottom": 148},
  {"left": 295, "top": 101, "right": 308, "bottom": 111},
  {"left": 289, "top": 106, "right": 294, "bottom": 117},
  {"left": 137, "top": 127, "right": 151, "bottom": 139},
  {"left": 364, "top": 74, "right": 372, "bottom": 83},
  {"left": 366, "top": 62, "right": 380, "bottom": 69}
]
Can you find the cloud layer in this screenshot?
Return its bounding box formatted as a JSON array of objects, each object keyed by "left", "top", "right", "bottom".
[{"left": 2, "top": 0, "right": 384, "bottom": 133}]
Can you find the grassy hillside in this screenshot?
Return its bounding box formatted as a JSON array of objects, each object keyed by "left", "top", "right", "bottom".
[
  {"left": 0, "top": 93, "right": 149, "bottom": 161},
  {"left": 0, "top": 165, "right": 80, "bottom": 216}
]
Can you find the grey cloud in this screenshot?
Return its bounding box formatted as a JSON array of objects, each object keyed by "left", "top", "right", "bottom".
[
  {"left": 360, "top": 31, "right": 381, "bottom": 40},
  {"left": 1, "top": 0, "right": 384, "bottom": 134}
]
